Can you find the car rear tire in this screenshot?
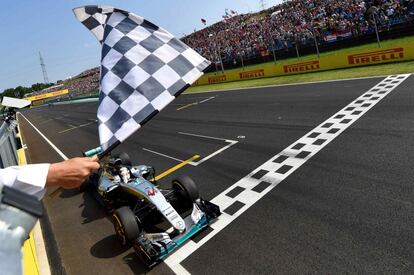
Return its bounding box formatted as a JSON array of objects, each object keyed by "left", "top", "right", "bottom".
[
  {"left": 112, "top": 206, "right": 141, "bottom": 245},
  {"left": 172, "top": 175, "right": 199, "bottom": 202},
  {"left": 114, "top": 152, "right": 132, "bottom": 166}
]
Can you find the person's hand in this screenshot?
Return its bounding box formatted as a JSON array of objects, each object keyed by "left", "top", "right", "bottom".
[{"left": 46, "top": 156, "right": 100, "bottom": 189}]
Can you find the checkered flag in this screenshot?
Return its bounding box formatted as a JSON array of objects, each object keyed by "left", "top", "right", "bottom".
[{"left": 73, "top": 6, "right": 210, "bottom": 150}]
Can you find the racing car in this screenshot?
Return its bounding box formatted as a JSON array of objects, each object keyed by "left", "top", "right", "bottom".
[{"left": 83, "top": 147, "right": 220, "bottom": 267}]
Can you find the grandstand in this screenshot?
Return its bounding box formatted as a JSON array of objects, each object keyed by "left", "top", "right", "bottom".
[
  {"left": 21, "top": 67, "right": 99, "bottom": 104},
  {"left": 23, "top": 84, "right": 64, "bottom": 99},
  {"left": 182, "top": 0, "right": 414, "bottom": 69},
  {"left": 64, "top": 67, "right": 99, "bottom": 98},
  {"left": 29, "top": 0, "right": 414, "bottom": 100}
]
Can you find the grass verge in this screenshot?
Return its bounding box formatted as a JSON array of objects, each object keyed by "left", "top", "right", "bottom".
[{"left": 186, "top": 60, "right": 414, "bottom": 93}]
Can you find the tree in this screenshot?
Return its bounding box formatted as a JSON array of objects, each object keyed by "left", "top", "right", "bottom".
[
  {"left": 1, "top": 82, "right": 55, "bottom": 99},
  {"left": 2, "top": 88, "right": 16, "bottom": 98},
  {"left": 31, "top": 83, "right": 53, "bottom": 92}
]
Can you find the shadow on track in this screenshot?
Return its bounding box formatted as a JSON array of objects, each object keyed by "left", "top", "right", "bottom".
[
  {"left": 79, "top": 192, "right": 107, "bottom": 224},
  {"left": 76, "top": 189, "right": 151, "bottom": 274},
  {"left": 90, "top": 234, "right": 129, "bottom": 258}
]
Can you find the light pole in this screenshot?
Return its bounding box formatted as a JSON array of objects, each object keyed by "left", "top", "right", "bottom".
[
  {"left": 372, "top": 11, "right": 381, "bottom": 48},
  {"left": 209, "top": 33, "right": 225, "bottom": 74},
  {"left": 294, "top": 35, "right": 300, "bottom": 59},
  {"left": 270, "top": 35, "right": 277, "bottom": 64},
  {"left": 240, "top": 49, "right": 245, "bottom": 70},
  {"left": 312, "top": 27, "right": 320, "bottom": 58}
]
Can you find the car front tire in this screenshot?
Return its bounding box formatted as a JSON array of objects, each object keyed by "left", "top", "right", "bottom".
[{"left": 112, "top": 206, "right": 141, "bottom": 245}]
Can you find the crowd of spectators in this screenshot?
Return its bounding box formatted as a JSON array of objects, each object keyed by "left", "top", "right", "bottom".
[
  {"left": 32, "top": 0, "right": 414, "bottom": 100},
  {"left": 30, "top": 68, "right": 99, "bottom": 102},
  {"left": 183, "top": 0, "right": 414, "bottom": 63},
  {"left": 64, "top": 67, "right": 99, "bottom": 98}
]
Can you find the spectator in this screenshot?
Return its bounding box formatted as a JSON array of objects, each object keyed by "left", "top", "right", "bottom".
[
  {"left": 182, "top": 0, "right": 414, "bottom": 64},
  {"left": 28, "top": 0, "right": 414, "bottom": 100}
]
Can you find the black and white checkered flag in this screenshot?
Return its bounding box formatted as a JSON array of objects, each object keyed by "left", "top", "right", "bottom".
[{"left": 73, "top": 6, "right": 210, "bottom": 150}]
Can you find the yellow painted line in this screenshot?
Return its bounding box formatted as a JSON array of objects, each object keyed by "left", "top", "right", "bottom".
[
  {"left": 23, "top": 232, "right": 40, "bottom": 275},
  {"left": 154, "top": 155, "right": 200, "bottom": 181},
  {"left": 176, "top": 102, "right": 197, "bottom": 111},
  {"left": 17, "top": 148, "right": 27, "bottom": 165}
]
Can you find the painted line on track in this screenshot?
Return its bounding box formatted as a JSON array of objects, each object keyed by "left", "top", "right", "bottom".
[
  {"left": 191, "top": 141, "right": 237, "bottom": 166},
  {"left": 176, "top": 96, "right": 215, "bottom": 110},
  {"left": 18, "top": 112, "right": 70, "bottom": 198},
  {"left": 18, "top": 112, "right": 69, "bottom": 160},
  {"left": 176, "top": 102, "right": 197, "bottom": 111},
  {"left": 154, "top": 155, "right": 200, "bottom": 181},
  {"left": 143, "top": 132, "right": 238, "bottom": 167},
  {"left": 16, "top": 114, "right": 52, "bottom": 275},
  {"left": 39, "top": 118, "right": 53, "bottom": 125},
  {"left": 58, "top": 121, "right": 94, "bottom": 134},
  {"left": 142, "top": 148, "right": 184, "bottom": 162},
  {"left": 163, "top": 74, "right": 411, "bottom": 274},
  {"left": 178, "top": 131, "right": 229, "bottom": 141},
  {"left": 177, "top": 132, "right": 238, "bottom": 166},
  {"left": 184, "top": 73, "right": 411, "bottom": 95}
]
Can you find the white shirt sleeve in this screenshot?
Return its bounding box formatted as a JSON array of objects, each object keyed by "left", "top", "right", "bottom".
[{"left": 0, "top": 164, "right": 50, "bottom": 200}]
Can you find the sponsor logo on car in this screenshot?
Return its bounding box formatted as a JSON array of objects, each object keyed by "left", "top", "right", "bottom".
[
  {"left": 283, "top": 61, "right": 320, "bottom": 73},
  {"left": 239, "top": 69, "right": 265, "bottom": 79},
  {"left": 208, "top": 74, "right": 227, "bottom": 84},
  {"left": 347, "top": 48, "right": 404, "bottom": 65},
  {"left": 176, "top": 221, "right": 184, "bottom": 228},
  {"left": 146, "top": 187, "right": 158, "bottom": 196}
]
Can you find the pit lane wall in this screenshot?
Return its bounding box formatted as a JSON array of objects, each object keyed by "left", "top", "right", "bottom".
[{"left": 194, "top": 44, "right": 414, "bottom": 86}]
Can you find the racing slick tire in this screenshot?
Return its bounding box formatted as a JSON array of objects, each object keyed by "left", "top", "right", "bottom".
[
  {"left": 114, "top": 152, "right": 132, "bottom": 166},
  {"left": 112, "top": 206, "right": 141, "bottom": 246},
  {"left": 172, "top": 175, "right": 199, "bottom": 202}
]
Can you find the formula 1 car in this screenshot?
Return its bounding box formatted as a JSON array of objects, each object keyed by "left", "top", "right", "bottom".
[{"left": 83, "top": 147, "right": 220, "bottom": 267}]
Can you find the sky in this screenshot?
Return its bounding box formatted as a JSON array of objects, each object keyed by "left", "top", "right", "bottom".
[{"left": 0, "top": 0, "right": 283, "bottom": 93}]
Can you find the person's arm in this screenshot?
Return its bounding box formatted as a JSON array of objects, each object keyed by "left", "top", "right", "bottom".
[
  {"left": 0, "top": 156, "right": 100, "bottom": 200},
  {"left": 0, "top": 164, "right": 49, "bottom": 199}
]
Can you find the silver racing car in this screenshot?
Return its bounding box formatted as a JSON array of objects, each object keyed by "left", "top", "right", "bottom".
[{"left": 83, "top": 147, "right": 220, "bottom": 267}]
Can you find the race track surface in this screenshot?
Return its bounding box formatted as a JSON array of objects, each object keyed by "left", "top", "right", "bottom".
[{"left": 18, "top": 76, "right": 414, "bottom": 274}]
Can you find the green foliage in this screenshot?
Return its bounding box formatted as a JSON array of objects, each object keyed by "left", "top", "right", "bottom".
[
  {"left": 31, "top": 83, "right": 54, "bottom": 92},
  {"left": 1, "top": 82, "right": 55, "bottom": 99},
  {"left": 2, "top": 86, "right": 29, "bottom": 98}
]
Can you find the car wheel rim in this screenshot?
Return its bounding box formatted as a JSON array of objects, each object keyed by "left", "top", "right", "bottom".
[{"left": 113, "top": 216, "right": 126, "bottom": 245}]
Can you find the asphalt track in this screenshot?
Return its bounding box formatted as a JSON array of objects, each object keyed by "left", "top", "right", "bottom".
[{"left": 17, "top": 75, "right": 414, "bottom": 274}]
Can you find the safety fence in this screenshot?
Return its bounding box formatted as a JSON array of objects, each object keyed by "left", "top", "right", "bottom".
[
  {"left": 0, "top": 120, "right": 19, "bottom": 168},
  {"left": 194, "top": 43, "right": 414, "bottom": 86}
]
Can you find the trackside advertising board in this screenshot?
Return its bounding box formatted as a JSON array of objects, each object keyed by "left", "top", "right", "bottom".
[
  {"left": 25, "top": 89, "right": 69, "bottom": 102},
  {"left": 193, "top": 43, "right": 414, "bottom": 86}
]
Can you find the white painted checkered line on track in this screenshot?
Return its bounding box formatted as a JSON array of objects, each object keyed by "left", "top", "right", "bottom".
[{"left": 164, "top": 74, "right": 411, "bottom": 274}]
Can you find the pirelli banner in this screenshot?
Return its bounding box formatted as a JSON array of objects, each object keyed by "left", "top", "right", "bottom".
[
  {"left": 194, "top": 44, "right": 413, "bottom": 86},
  {"left": 25, "top": 89, "right": 69, "bottom": 102}
]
